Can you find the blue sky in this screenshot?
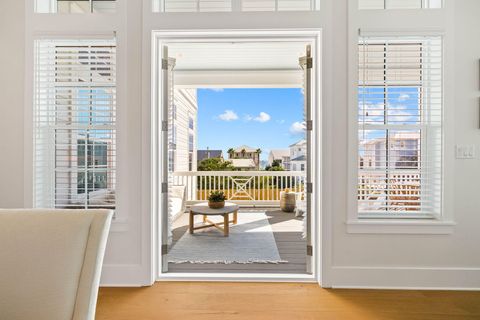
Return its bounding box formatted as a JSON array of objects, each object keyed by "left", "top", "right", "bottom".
[{"left": 197, "top": 88, "right": 305, "bottom": 161}]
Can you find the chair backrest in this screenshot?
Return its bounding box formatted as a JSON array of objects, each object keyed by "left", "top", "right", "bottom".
[{"left": 0, "top": 209, "right": 113, "bottom": 320}]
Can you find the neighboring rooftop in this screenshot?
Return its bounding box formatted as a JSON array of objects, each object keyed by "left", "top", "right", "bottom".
[
  {"left": 197, "top": 149, "right": 223, "bottom": 163},
  {"left": 269, "top": 149, "right": 290, "bottom": 159},
  {"left": 291, "top": 155, "right": 306, "bottom": 162},
  {"left": 289, "top": 139, "right": 306, "bottom": 147},
  {"left": 233, "top": 145, "right": 258, "bottom": 153}
]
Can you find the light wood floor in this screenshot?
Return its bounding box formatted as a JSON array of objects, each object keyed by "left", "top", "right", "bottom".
[
  {"left": 168, "top": 208, "right": 307, "bottom": 274},
  {"left": 96, "top": 282, "right": 480, "bottom": 320}
]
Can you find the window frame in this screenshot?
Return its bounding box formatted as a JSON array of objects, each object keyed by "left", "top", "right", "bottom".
[
  {"left": 357, "top": 37, "right": 442, "bottom": 220},
  {"left": 346, "top": 27, "right": 455, "bottom": 235},
  {"left": 32, "top": 38, "right": 117, "bottom": 210}
]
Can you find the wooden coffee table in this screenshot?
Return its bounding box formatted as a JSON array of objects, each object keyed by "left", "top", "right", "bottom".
[{"left": 189, "top": 202, "right": 239, "bottom": 237}]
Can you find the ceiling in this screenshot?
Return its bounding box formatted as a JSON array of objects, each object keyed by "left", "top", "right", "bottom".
[{"left": 167, "top": 41, "right": 310, "bottom": 71}]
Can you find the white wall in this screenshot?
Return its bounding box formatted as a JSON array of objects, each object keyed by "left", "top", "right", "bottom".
[
  {"left": 327, "top": 1, "right": 480, "bottom": 289},
  {"left": 0, "top": 0, "right": 479, "bottom": 288},
  {"left": 0, "top": 0, "right": 25, "bottom": 208}
]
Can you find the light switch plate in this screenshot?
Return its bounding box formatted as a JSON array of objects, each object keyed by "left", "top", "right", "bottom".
[{"left": 456, "top": 145, "right": 476, "bottom": 159}]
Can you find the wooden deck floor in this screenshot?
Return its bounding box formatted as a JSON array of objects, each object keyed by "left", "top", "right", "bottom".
[
  {"left": 168, "top": 208, "right": 307, "bottom": 274},
  {"left": 97, "top": 283, "right": 480, "bottom": 320}
]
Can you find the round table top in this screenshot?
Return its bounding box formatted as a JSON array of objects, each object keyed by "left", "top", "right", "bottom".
[{"left": 190, "top": 202, "right": 239, "bottom": 215}]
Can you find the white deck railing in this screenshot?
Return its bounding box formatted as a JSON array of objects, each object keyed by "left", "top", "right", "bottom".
[{"left": 173, "top": 171, "right": 306, "bottom": 205}]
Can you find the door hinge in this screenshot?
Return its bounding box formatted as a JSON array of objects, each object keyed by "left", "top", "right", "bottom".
[
  {"left": 306, "top": 245, "right": 313, "bottom": 256},
  {"left": 161, "top": 244, "right": 168, "bottom": 255},
  {"left": 161, "top": 120, "right": 168, "bottom": 132},
  {"left": 306, "top": 57, "right": 313, "bottom": 69},
  {"left": 299, "top": 56, "right": 313, "bottom": 69},
  {"left": 306, "top": 182, "right": 313, "bottom": 193},
  {"left": 161, "top": 182, "right": 168, "bottom": 193},
  {"left": 306, "top": 120, "right": 313, "bottom": 131},
  {"left": 161, "top": 58, "right": 169, "bottom": 70}
]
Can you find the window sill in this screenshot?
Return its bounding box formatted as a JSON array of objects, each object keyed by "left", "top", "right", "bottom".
[{"left": 346, "top": 219, "right": 455, "bottom": 234}]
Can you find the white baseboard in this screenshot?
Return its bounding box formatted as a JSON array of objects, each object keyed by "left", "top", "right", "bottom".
[
  {"left": 100, "top": 264, "right": 153, "bottom": 287},
  {"left": 328, "top": 266, "right": 480, "bottom": 290}
]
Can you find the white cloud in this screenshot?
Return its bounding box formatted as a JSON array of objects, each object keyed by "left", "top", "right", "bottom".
[
  {"left": 218, "top": 110, "right": 238, "bottom": 121},
  {"left": 276, "top": 119, "right": 286, "bottom": 124},
  {"left": 244, "top": 112, "right": 271, "bottom": 123},
  {"left": 398, "top": 94, "right": 410, "bottom": 102},
  {"left": 289, "top": 121, "right": 305, "bottom": 135},
  {"left": 254, "top": 112, "right": 271, "bottom": 123},
  {"left": 209, "top": 88, "right": 224, "bottom": 92}
]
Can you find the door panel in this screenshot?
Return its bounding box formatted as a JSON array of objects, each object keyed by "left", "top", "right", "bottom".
[
  {"left": 300, "top": 45, "right": 313, "bottom": 274},
  {"left": 160, "top": 45, "right": 176, "bottom": 273}
]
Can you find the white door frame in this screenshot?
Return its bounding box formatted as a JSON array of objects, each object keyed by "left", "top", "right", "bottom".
[{"left": 150, "top": 29, "right": 323, "bottom": 283}]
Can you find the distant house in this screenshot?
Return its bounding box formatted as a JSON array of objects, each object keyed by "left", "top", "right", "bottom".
[
  {"left": 229, "top": 159, "right": 257, "bottom": 171},
  {"left": 268, "top": 149, "right": 291, "bottom": 170},
  {"left": 228, "top": 145, "right": 261, "bottom": 170},
  {"left": 197, "top": 148, "right": 224, "bottom": 165},
  {"left": 289, "top": 140, "right": 306, "bottom": 171},
  {"left": 360, "top": 132, "right": 419, "bottom": 170},
  {"left": 170, "top": 89, "right": 198, "bottom": 172}
]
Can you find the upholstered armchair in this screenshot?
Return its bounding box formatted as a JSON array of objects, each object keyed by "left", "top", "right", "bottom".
[{"left": 0, "top": 209, "right": 113, "bottom": 320}]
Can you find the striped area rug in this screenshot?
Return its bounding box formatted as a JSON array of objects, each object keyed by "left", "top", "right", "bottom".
[{"left": 168, "top": 211, "right": 286, "bottom": 264}]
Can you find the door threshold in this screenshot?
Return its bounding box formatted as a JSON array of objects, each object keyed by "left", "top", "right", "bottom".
[{"left": 157, "top": 272, "right": 316, "bottom": 283}]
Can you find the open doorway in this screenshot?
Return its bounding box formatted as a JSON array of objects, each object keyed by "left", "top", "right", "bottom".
[{"left": 154, "top": 33, "right": 319, "bottom": 280}]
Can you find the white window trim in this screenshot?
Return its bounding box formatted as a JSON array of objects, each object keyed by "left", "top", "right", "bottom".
[
  {"left": 346, "top": 1, "right": 455, "bottom": 234},
  {"left": 150, "top": 29, "right": 323, "bottom": 283},
  {"left": 154, "top": 0, "right": 321, "bottom": 13}
]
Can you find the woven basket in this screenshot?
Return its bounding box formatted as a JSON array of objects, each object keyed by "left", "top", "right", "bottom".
[{"left": 208, "top": 201, "right": 225, "bottom": 209}]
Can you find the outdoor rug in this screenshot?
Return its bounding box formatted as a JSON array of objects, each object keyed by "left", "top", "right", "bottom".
[{"left": 168, "top": 211, "right": 287, "bottom": 264}]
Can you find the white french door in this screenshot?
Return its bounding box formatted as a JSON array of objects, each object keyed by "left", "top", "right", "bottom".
[
  {"left": 155, "top": 33, "right": 321, "bottom": 280},
  {"left": 160, "top": 45, "right": 176, "bottom": 273},
  {"left": 300, "top": 45, "right": 314, "bottom": 274}
]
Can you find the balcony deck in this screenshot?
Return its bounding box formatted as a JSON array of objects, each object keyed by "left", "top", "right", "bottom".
[{"left": 169, "top": 207, "right": 307, "bottom": 274}]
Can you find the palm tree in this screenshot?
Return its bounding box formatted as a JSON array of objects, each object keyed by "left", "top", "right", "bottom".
[
  {"left": 255, "top": 148, "right": 262, "bottom": 169},
  {"left": 227, "top": 148, "right": 234, "bottom": 158}
]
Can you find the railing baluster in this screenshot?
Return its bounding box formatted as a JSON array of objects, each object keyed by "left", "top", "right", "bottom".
[
  {"left": 173, "top": 171, "right": 306, "bottom": 206},
  {"left": 257, "top": 176, "right": 260, "bottom": 201}
]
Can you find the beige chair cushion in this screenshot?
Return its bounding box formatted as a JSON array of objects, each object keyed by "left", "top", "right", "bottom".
[{"left": 0, "top": 209, "right": 112, "bottom": 320}]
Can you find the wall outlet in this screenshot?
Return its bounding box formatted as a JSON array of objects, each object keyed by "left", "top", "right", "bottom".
[{"left": 456, "top": 145, "right": 476, "bottom": 159}]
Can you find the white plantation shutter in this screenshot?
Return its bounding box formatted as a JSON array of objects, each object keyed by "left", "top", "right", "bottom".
[
  {"left": 34, "top": 39, "right": 116, "bottom": 209},
  {"left": 357, "top": 35, "right": 442, "bottom": 218}
]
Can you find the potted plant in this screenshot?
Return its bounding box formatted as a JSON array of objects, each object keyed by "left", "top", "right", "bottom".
[{"left": 208, "top": 191, "right": 226, "bottom": 209}]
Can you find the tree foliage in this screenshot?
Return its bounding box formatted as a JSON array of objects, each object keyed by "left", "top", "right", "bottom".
[
  {"left": 265, "top": 159, "right": 284, "bottom": 171},
  {"left": 198, "top": 157, "right": 235, "bottom": 171}
]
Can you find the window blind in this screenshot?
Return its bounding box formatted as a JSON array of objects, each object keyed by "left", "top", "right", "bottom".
[
  {"left": 156, "top": 0, "right": 319, "bottom": 12},
  {"left": 163, "top": 0, "right": 231, "bottom": 12},
  {"left": 34, "top": 39, "right": 116, "bottom": 209},
  {"left": 242, "top": 0, "right": 317, "bottom": 11},
  {"left": 357, "top": 35, "right": 442, "bottom": 218},
  {"left": 359, "top": 0, "right": 442, "bottom": 9},
  {"left": 35, "top": 0, "right": 117, "bottom": 13}
]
